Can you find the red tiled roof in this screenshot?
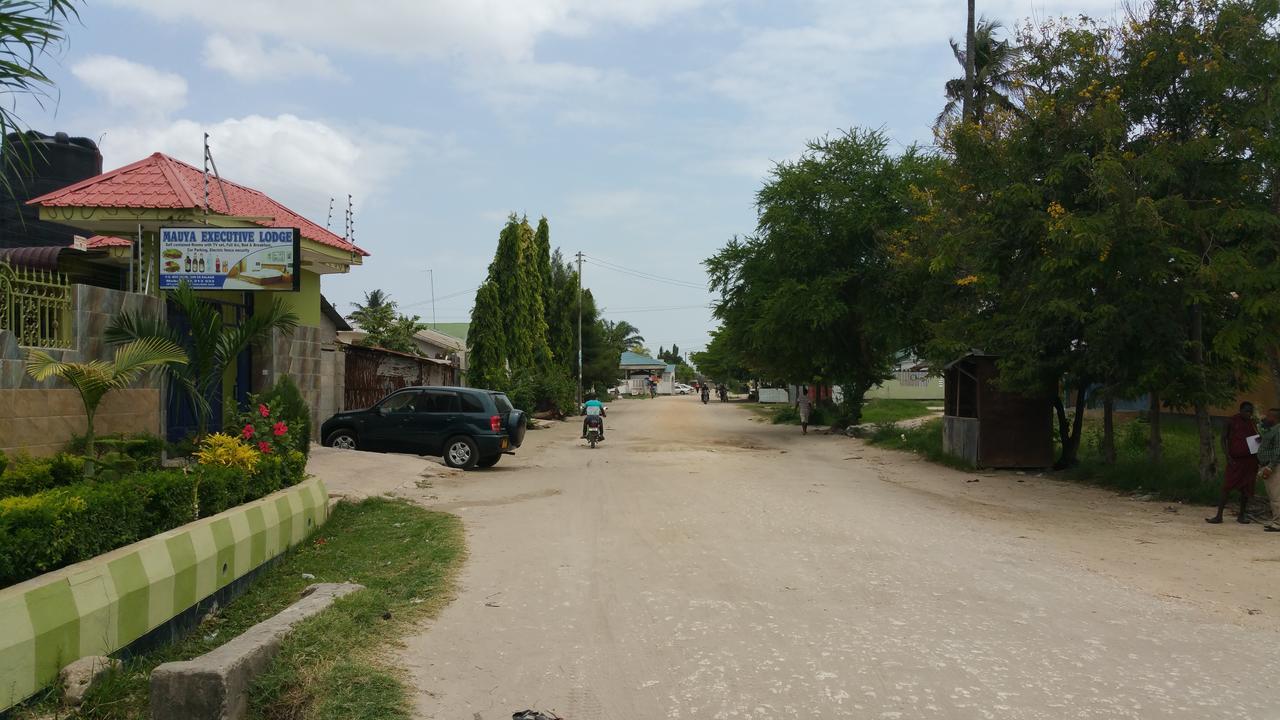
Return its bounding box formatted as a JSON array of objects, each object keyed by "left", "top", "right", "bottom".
[
  {"left": 30, "top": 152, "right": 368, "bottom": 257},
  {"left": 83, "top": 235, "right": 132, "bottom": 248}
]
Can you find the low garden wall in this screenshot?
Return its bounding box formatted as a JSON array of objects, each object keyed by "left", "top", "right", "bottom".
[{"left": 0, "top": 475, "right": 329, "bottom": 712}]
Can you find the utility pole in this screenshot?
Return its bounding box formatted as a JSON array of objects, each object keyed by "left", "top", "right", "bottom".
[
  {"left": 428, "top": 268, "right": 437, "bottom": 330},
  {"left": 963, "top": 0, "right": 976, "bottom": 123},
  {"left": 576, "top": 251, "right": 584, "bottom": 406}
]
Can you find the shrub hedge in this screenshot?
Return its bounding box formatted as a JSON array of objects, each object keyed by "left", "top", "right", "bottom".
[
  {"left": 0, "top": 447, "right": 309, "bottom": 588},
  {"left": 0, "top": 453, "right": 86, "bottom": 499}
]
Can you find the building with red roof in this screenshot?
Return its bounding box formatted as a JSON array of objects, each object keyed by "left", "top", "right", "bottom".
[{"left": 21, "top": 151, "right": 370, "bottom": 441}]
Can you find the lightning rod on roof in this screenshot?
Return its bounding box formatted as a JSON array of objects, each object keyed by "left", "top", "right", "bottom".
[{"left": 202, "top": 133, "right": 232, "bottom": 219}]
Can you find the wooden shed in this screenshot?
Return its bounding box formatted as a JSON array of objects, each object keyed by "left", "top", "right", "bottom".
[{"left": 943, "top": 353, "right": 1053, "bottom": 468}]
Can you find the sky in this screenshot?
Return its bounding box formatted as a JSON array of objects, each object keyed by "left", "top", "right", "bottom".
[{"left": 19, "top": 0, "right": 1123, "bottom": 357}]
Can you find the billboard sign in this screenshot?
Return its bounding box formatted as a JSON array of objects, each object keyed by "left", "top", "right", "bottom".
[{"left": 159, "top": 227, "right": 300, "bottom": 291}]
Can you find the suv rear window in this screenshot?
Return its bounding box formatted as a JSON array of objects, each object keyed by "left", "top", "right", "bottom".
[
  {"left": 458, "top": 393, "right": 486, "bottom": 413},
  {"left": 492, "top": 393, "right": 514, "bottom": 413}
]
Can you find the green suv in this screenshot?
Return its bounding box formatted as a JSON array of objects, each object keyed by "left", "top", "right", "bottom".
[{"left": 320, "top": 386, "right": 527, "bottom": 469}]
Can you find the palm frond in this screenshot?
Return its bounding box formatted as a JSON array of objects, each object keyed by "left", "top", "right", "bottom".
[
  {"left": 214, "top": 297, "right": 298, "bottom": 369},
  {"left": 111, "top": 337, "right": 187, "bottom": 378}
]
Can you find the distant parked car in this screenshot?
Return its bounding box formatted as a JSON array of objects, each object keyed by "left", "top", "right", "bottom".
[
  {"left": 320, "top": 386, "right": 526, "bottom": 469},
  {"left": 674, "top": 383, "right": 693, "bottom": 395}
]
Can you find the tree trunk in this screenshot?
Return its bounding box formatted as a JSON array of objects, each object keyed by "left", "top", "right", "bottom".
[
  {"left": 1054, "top": 382, "right": 1088, "bottom": 470},
  {"left": 1189, "top": 303, "right": 1217, "bottom": 485},
  {"left": 963, "top": 0, "right": 976, "bottom": 123},
  {"left": 1268, "top": 344, "right": 1280, "bottom": 407},
  {"left": 83, "top": 407, "right": 97, "bottom": 478},
  {"left": 1148, "top": 390, "right": 1163, "bottom": 465},
  {"left": 1102, "top": 395, "right": 1116, "bottom": 465}
]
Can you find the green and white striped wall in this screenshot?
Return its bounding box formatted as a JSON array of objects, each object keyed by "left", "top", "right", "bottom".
[{"left": 0, "top": 476, "right": 329, "bottom": 712}]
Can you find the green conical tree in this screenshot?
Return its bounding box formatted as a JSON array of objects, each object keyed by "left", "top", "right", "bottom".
[
  {"left": 514, "top": 218, "right": 553, "bottom": 369},
  {"left": 467, "top": 280, "right": 508, "bottom": 390},
  {"left": 534, "top": 217, "right": 553, "bottom": 310},
  {"left": 546, "top": 249, "right": 579, "bottom": 374},
  {"left": 489, "top": 215, "right": 522, "bottom": 361}
]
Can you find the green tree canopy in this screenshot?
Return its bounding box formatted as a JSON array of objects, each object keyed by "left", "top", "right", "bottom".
[
  {"left": 706, "top": 128, "right": 936, "bottom": 422},
  {"left": 348, "top": 289, "right": 426, "bottom": 355}
]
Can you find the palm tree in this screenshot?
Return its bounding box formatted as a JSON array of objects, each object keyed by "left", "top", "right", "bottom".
[
  {"left": 105, "top": 280, "right": 299, "bottom": 439},
  {"left": 963, "top": 0, "right": 976, "bottom": 123},
  {"left": 603, "top": 320, "right": 645, "bottom": 353},
  {"left": 26, "top": 337, "right": 187, "bottom": 459},
  {"left": 938, "top": 18, "right": 1022, "bottom": 128},
  {"left": 0, "top": 1, "right": 80, "bottom": 195},
  {"left": 348, "top": 289, "right": 395, "bottom": 327}
]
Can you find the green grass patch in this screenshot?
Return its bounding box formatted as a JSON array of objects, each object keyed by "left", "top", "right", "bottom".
[
  {"left": 18, "top": 498, "right": 464, "bottom": 720},
  {"left": 859, "top": 399, "right": 938, "bottom": 425},
  {"left": 867, "top": 418, "right": 976, "bottom": 471},
  {"left": 865, "top": 412, "right": 1241, "bottom": 506},
  {"left": 1066, "top": 414, "right": 1232, "bottom": 506}
]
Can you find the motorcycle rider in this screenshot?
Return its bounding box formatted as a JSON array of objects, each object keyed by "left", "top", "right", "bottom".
[
  {"left": 700, "top": 384, "right": 710, "bottom": 403},
  {"left": 581, "top": 394, "right": 606, "bottom": 440}
]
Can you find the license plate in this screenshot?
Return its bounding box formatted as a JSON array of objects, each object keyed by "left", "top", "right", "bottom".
[{"left": 500, "top": 438, "right": 509, "bottom": 449}]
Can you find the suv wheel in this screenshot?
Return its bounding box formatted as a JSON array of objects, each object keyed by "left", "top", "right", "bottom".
[
  {"left": 444, "top": 436, "right": 479, "bottom": 469},
  {"left": 326, "top": 429, "right": 358, "bottom": 450}
]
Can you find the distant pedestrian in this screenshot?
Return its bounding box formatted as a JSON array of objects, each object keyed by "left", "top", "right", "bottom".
[
  {"left": 1258, "top": 408, "right": 1280, "bottom": 532},
  {"left": 797, "top": 386, "right": 812, "bottom": 435},
  {"left": 1207, "top": 402, "right": 1260, "bottom": 525}
]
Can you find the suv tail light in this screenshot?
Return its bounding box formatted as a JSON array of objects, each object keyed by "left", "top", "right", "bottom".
[{"left": 490, "top": 415, "right": 502, "bottom": 432}]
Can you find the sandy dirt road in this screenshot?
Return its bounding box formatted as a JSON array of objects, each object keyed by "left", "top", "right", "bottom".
[{"left": 317, "top": 396, "right": 1280, "bottom": 719}]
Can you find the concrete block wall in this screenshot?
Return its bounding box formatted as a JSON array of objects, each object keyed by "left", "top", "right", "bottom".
[
  {"left": 0, "top": 285, "right": 165, "bottom": 456},
  {"left": 256, "top": 326, "right": 325, "bottom": 439}
]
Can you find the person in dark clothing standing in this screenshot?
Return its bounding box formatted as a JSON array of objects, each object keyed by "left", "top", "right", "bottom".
[{"left": 1207, "top": 402, "right": 1260, "bottom": 525}]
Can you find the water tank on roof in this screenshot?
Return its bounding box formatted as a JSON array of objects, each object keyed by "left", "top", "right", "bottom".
[{"left": 0, "top": 130, "right": 103, "bottom": 250}]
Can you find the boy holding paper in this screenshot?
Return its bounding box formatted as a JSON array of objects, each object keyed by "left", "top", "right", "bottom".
[{"left": 1207, "top": 402, "right": 1259, "bottom": 525}]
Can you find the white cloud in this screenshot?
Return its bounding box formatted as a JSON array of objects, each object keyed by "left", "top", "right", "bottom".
[
  {"left": 70, "top": 55, "right": 187, "bottom": 115},
  {"left": 97, "top": 114, "right": 444, "bottom": 223},
  {"left": 682, "top": 0, "right": 1130, "bottom": 177},
  {"left": 107, "top": 0, "right": 712, "bottom": 63},
  {"left": 203, "top": 34, "right": 340, "bottom": 82}
]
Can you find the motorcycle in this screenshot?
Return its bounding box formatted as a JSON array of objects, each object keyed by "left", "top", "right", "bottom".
[
  {"left": 701, "top": 390, "right": 710, "bottom": 405},
  {"left": 584, "top": 414, "right": 604, "bottom": 448}
]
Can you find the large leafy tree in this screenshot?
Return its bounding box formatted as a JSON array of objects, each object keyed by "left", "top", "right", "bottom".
[
  {"left": 106, "top": 281, "right": 299, "bottom": 438},
  {"left": 927, "top": 17, "right": 1133, "bottom": 468},
  {"left": 707, "top": 128, "right": 933, "bottom": 423},
  {"left": 1115, "top": 0, "right": 1280, "bottom": 483},
  {"left": 690, "top": 331, "right": 749, "bottom": 388}
]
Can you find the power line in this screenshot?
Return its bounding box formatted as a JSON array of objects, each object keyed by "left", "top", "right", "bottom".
[
  {"left": 581, "top": 254, "right": 707, "bottom": 290},
  {"left": 401, "top": 285, "right": 480, "bottom": 309},
  {"left": 601, "top": 304, "right": 714, "bottom": 313}
]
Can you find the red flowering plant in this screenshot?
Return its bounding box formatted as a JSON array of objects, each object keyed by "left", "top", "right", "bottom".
[{"left": 237, "top": 397, "right": 295, "bottom": 456}]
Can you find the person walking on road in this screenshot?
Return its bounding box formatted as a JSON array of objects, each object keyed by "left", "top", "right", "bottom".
[
  {"left": 797, "top": 386, "right": 813, "bottom": 435},
  {"left": 1207, "top": 401, "right": 1260, "bottom": 525},
  {"left": 1258, "top": 408, "right": 1280, "bottom": 531}
]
